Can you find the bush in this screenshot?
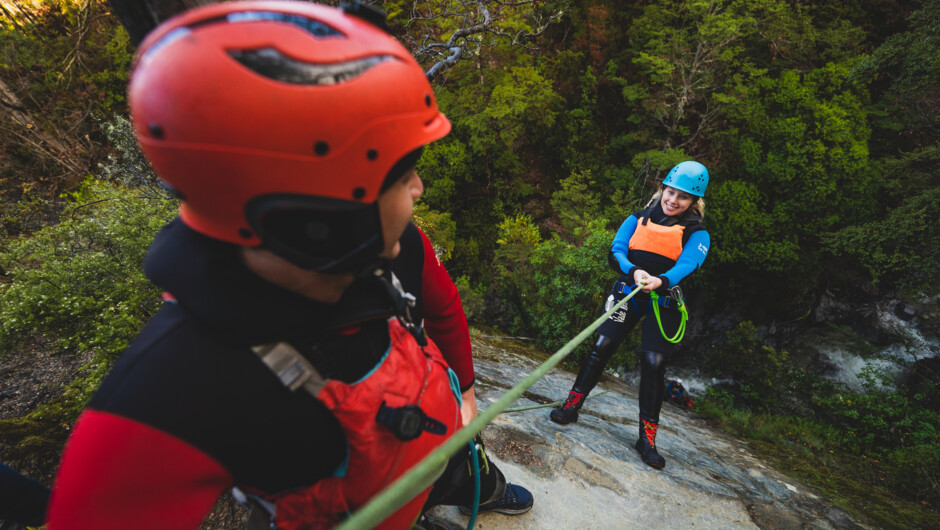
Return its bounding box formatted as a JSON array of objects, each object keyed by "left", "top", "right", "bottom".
[
  {"left": 453, "top": 275, "right": 486, "bottom": 324},
  {"left": 886, "top": 443, "right": 940, "bottom": 510},
  {"left": 812, "top": 365, "right": 940, "bottom": 457},
  {"left": 493, "top": 215, "right": 631, "bottom": 367},
  {"left": 822, "top": 186, "right": 940, "bottom": 294},
  {"left": 0, "top": 181, "right": 177, "bottom": 357},
  {"left": 705, "top": 321, "right": 789, "bottom": 412}
]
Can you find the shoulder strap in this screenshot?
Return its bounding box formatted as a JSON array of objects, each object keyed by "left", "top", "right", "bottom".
[{"left": 251, "top": 341, "right": 329, "bottom": 397}]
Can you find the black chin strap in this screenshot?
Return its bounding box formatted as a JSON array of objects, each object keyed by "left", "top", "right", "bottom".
[{"left": 322, "top": 269, "right": 426, "bottom": 346}]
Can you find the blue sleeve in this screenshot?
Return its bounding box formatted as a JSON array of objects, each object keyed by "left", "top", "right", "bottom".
[
  {"left": 610, "top": 215, "right": 639, "bottom": 275},
  {"left": 661, "top": 230, "right": 710, "bottom": 288}
]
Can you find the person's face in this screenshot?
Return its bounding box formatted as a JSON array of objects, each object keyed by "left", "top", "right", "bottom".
[
  {"left": 661, "top": 186, "right": 694, "bottom": 217},
  {"left": 377, "top": 169, "right": 424, "bottom": 258}
]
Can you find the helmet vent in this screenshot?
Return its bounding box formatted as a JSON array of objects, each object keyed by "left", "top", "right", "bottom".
[
  {"left": 229, "top": 49, "right": 395, "bottom": 85},
  {"left": 148, "top": 12, "right": 344, "bottom": 60},
  {"left": 224, "top": 11, "right": 344, "bottom": 38},
  {"left": 148, "top": 123, "right": 165, "bottom": 139}
]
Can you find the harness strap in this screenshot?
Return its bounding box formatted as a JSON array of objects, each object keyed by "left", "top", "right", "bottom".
[
  {"left": 614, "top": 281, "right": 679, "bottom": 307},
  {"left": 251, "top": 341, "right": 329, "bottom": 397}
]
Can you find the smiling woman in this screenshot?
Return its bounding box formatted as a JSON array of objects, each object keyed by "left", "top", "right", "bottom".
[{"left": 549, "top": 160, "right": 711, "bottom": 470}]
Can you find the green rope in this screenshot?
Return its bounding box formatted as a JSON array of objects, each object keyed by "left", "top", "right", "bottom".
[
  {"left": 650, "top": 291, "right": 687, "bottom": 344},
  {"left": 336, "top": 284, "right": 645, "bottom": 530},
  {"left": 502, "top": 390, "right": 611, "bottom": 413}
]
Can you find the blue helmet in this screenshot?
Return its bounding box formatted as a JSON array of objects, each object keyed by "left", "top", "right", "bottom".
[{"left": 662, "top": 161, "right": 708, "bottom": 197}]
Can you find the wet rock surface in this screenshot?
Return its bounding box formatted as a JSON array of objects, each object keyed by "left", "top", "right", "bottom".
[{"left": 427, "top": 339, "right": 873, "bottom": 529}]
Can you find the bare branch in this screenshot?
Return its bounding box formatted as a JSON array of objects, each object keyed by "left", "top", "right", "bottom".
[
  {"left": 426, "top": 47, "right": 463, "bottom": 81},
  {"left": 398, "top": 0, "right": 571, "bottom": 81}
]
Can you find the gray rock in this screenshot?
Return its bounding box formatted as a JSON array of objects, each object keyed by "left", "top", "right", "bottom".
[{"left": 426, "top": 339, "right": 873, "bottom": 530}]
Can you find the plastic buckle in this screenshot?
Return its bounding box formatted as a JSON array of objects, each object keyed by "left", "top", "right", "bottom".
[{"left": 376, "top": 401, "right": 447, "bottom": 441}]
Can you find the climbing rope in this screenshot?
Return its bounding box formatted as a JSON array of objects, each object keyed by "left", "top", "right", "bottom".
[
  {"left": 335, "top": 283, "right": 646, "bottom": 530},
  {"left": 650, "top": 290, "right": 688, "bottom": 344},
  {"left": 502, "top": 390, "right": 611, "bottom": 413},
  {"left": 467, "top": 439, "right": 480, "bottom": 530}
]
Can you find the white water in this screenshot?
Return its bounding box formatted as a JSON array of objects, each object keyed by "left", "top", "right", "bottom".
[
  {"left": 611, "top": 298, "right": 939, "bottom": 395},
  {"left": 613, "top": 365, "right": 727, "bottom": 397},
  {"left": 813, "top": 300, "right": 939, "bottom": 392}
]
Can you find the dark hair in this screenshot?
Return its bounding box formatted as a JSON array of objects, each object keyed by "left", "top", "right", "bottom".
[{"left": 380, "top": 146, "right": 424, "bottom": 193}]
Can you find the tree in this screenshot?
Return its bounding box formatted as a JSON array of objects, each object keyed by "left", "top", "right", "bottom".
[
  {"left": 625, "top": 0, "right": 763, "bottom": 153},
  {"left": 102, "top": 0, "right": 571, "bottom": 78}
]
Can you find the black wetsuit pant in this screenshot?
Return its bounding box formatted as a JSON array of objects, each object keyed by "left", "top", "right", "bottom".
[
  {"left": 570, "top": 279, "right": 684, "bottom": 424},
  {"left": 423, "top": 436, "right": 505, "bottom": 511}
]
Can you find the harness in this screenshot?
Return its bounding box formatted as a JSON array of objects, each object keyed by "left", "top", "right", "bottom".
[{"left": 613, "top": 282, "right": 688, "bottom": 343}]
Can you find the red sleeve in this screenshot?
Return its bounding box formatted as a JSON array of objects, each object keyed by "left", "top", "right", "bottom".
[
  {"left": 48, "top": 410, "right": 232, "bottom": 529},
  {"left": 417, "top": 228, "right": 475, "bottom": 390}
]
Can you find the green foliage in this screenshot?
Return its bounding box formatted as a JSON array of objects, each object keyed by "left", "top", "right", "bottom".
[
  {"left": 625, "top": 0, "right": 768, "bottom": 145},
  {"left": 0, "top": 181, "right": 176, "bottom": 357},
  {"left": 849, "top": 0, "right": 940, "bottom": 141},
  {"left": 526, "top": 219, "right": 614, "bottom": 350},
  {"left": 494, "top": 214, "right": 627, "bottom": 367},
  {"left": 0, "top": 0, "right": 133, "bottom": 118},
  {"left": 723, "top": 61, "right": 874, "bottom": 234},
  {"left": 416, "top": 138, "right": 473, "bottom": 210},
  {"left": 494, "top": 214, "right": 542, "bottom": 290},
  {"left": 460, "top": 65, "right": 564, "bottom": 177},
  {"left": 705, "top": 321, "right": 789, "bottom": 412},
  {"left": 814, "top": 365, "right": 940, "bottom": 454},
  {"left": 550, "top": 170, "right": 600, "bottom": 233},
  {"left": 708, "top": 58, "right": 880, "bottom": 311},
  {"left": 807, "top": 363, "right": 940, "bottom": 511},
  {"left": 696, "top": 391, "right": 940, "bottom": 526},
  {"left": 708, "top": 179, "right": 797, "bottom": 270},
  {"left": 822, "top": 186, "right": 940, "bottom": 292},
  {"left": 0, "top": 0, "right": 134, "bottom": 211},
  {"left": 412, "top": 202, "right": 458, "bottom": 263},
  {"left": 453, "top": 275, "right": 486, "bottom": 324}
]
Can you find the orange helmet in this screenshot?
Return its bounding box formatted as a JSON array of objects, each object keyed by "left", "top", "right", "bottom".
[{"left": 129, "top": 1, "right": 450, "bottom": 272}]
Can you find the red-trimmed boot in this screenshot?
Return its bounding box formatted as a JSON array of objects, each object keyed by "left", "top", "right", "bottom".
[
  {"left": 635, "top": 418, "right": 666, "bottom": 469},
  {"left": 549, "top": 391, "right": 585, "bottom": 424}
]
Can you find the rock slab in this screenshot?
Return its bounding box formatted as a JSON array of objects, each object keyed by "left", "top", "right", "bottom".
[{"left": 427, "top": 339, "right": 871, "bottom": 530}]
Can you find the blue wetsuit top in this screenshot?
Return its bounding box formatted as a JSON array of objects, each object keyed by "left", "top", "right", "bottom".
[{"left": 610, "top": 202, "right": 710, "bottom": 289}]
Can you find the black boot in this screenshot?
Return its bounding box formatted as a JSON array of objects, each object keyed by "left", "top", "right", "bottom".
[
  {"left": 549, "top": 336, "right": 618, "bottom": 425},
  {"left": 549, "top": 391, "right": 585, "bottom": 424},
  {"left": 634, "top": 417, "right": 666, "bottom": 469}
]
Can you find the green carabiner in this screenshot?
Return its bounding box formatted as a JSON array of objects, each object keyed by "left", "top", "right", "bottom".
[{"left": 650, "top": 291, "right": 687, "bottom": 344}]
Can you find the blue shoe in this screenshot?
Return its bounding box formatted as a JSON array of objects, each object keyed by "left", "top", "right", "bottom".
[{"left": 458, "top": 483, "right": 534, "bottom": 515}]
